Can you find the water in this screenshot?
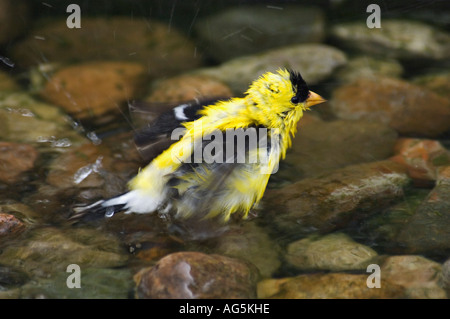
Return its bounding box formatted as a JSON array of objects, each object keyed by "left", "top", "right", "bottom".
[{"left": 0, "top": 0, "right": 449, "bottom": 300}]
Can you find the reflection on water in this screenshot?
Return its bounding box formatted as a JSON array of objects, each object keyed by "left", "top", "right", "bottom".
[{"left": 0, "top": 0, "right": 449, "bottom": 299}]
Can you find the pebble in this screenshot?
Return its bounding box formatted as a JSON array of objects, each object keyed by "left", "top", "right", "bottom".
[
  {"left": 134, "top": 251, "right": 259, "bottom": 299},
  {"left": 195, "top": 5, "right": 325, "bottom": 62},
  {"left": 285, "top": 232, "right": 378, "bottom": 271},
  {"left": 330, "top": 76, "right": 450, "bottom": 137}
]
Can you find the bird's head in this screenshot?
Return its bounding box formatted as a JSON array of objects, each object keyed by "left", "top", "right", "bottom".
[{"left": 246, "top": 69, "right": 326, "bottom": 125}]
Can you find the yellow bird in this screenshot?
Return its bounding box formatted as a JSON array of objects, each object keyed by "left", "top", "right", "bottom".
[{"left": 73, "top": 69, "right": 326, "bottom": 222}]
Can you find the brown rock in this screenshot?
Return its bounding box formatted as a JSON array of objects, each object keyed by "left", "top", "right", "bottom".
[
  {"left": 330, "top": 77, "right": 450, "bottom": 137},
  {"left": 0, "top": 0, "right": 29, "bottom": 45},
  {"left": 263, "top": 160, "right": 409, "bottom": 237},
  {"left": 41, "top": 61, "right": 147, "bottom": 121},
  {"left": 134, "top": 251, "right": 259, "bottom": 299},
  {"left": 0, "top": 142, "right": 38, "bottom": 184},
  {"left": 391, "top": 138, "right": 450, "bottom": 185},
  {"left": 146, "top": 74, "right": 232, "bottom": 103},
  {"left": 381, "top": 255, "right": 447, "bottom": 299},
  {"left": 257, "top": 273, "right": 405, "bottom": 299},
  {"left": 10, "top": 17, "right": 202, "bottom": 74},
  {"left": 0, "top": 213, "right": 26, "bottom": 239}
]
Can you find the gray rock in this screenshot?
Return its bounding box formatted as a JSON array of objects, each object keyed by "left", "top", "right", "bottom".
[
  {"left": 194, "top": 44, "right": 347, "bottom": 94},
  {"left": 195, "top": 5, "right": 325, "bottom": 62},
  {"left": 286, "top": 232, "right": 378, "bottom": 271},
  {"left": 335, "top": 56, "right": 403, "bottom": 83},
  {"left": 331, "top": 20, "right": 450, "bottom": 60}
]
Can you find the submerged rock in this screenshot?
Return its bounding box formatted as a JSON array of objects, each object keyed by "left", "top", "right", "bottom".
[
  {"left": 380, "top": 255, "right": 446, "bottom": 299},
  {"left": 41, "top": 61, "right": 148, "bottom": 122},
  {"left": 391, "top": 138, "right": 450, "bottom": 185},
  {"left": 257, "top": 273, "right": 405, "bottom": 299},
  {"left": 0, "top": 227, "right": 128, "bottom": 278},
  {"left": 331, "top": 20, "right": 450, "bottom": 60},
  {"left": 285, "top": 232, "right": 378, "bottom": 272},
  {"left": 195, "top": 44, "right": 347, "bottom": 94},
  {"left": 146, "top": 74, "right": 232, "bottom": 103},
  {"left": 284, "top": 118, "right": 398, "bottom": 181},
  {"left": 134, "top": 251, "right": 259, "bottom": 299},
  {"left": 10, "top": 17, "right": 202, "bottom": 75},
  {"left": 195, "top": 5, "right": 325, "bottom": 62},
  {"left": 0, "top": 142, "right": 38, "bottom": 184},
  {"left": 330, "top": 76, "right": 450, "bottom": 137},
  {"left": 263, "top": 160, "right": 409, "bottom": 238}
]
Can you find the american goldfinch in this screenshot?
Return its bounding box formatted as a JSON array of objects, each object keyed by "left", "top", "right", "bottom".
[{"left": 73, "top": 69, "right": 325, "bottom": 222}]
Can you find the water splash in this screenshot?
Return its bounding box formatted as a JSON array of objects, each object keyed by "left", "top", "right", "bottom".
[
  {"left": 105, "top": 206, "right": 115, "bottom": 218},
  {"left": 73, "top": 156, "right": 103, "bottom": 184}
]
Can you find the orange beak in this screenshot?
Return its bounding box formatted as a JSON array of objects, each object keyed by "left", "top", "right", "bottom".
[{"left": 305, "top": 91, "right": 326, "bottom": 108}]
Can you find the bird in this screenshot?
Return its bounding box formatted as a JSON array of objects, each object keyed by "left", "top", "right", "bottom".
[{"left": 72, "top": 69, "right": 326, "bottom": 222}]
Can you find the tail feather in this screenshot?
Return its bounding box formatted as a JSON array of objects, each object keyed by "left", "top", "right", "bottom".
[{"left": 70, "top": 196, "right": 127, "bottom": 222}]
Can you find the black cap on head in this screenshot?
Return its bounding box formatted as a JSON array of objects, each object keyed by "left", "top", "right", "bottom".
[{"left": 288, "top": 70, "right": 309, "bottom": 104}]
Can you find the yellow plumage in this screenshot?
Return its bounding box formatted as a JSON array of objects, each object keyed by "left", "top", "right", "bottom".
[{"left": 74, "top": 69, "right": 325, "bottom": 222}]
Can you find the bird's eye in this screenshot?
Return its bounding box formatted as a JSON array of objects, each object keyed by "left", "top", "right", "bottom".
[{"left": 291, "top": 96, "right": 299, "bottom": 105}]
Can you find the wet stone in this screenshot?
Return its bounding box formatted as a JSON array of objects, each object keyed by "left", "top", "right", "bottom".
[
  {"left": 195, "top": 44, "right": 347, "bottom": 94},
  {"left": 146, "top": 74, "right": 233, "bottom": 103},
  {"left": 412, "top": 72, "right": 450, "bottom": 100},
  {"left": 331, "top": 20, "right": 450, "bottom": 60},
  {"left": 263, "top": 160, "right": 409, "bottom": 239},
  {"left": 10, "top": 17, "right": 202, "bottom": 74},
  {"left": 285, "top": 232, "right": 378, "bottom": 272},
  {"left": 0, "top": 142, "right": 38, "bottom": 184},
  {"left": 195, "top": 5, "right": 325, "bottom": 62},
  {"left": 380, "top": 255, "right": 447, "bottom": 299},
  {"left": 330, "top": 76, "right": 450, "bottom": 137},
  {"left": 283, "top": 119, "right": 398, "bottom": 181},
  {"left": 335, "top": 56, "right": 404, "bottom": 83},
  {"left": 391, "top": 138, "right": 450, "bottom": 186},
  {"left": 41, "top": 61, "right": 148, "bottom": 122},
  {"left": 0, "top": 213, "right": 26, "bottom": 239},
  {"left": 257, "top": 273, "right": 405, "bottom": 299},
  {"left": 134, "top": 251, "right": 259, "bottom": 299}
]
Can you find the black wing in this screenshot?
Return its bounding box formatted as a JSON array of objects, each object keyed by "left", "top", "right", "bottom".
[{"left": 130, "top": 97, "right": 228, "bottom": 162}]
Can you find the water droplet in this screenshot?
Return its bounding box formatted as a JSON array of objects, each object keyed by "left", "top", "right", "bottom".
[{"left": 105, "top": 207, "right": 115, "bottom": 218}]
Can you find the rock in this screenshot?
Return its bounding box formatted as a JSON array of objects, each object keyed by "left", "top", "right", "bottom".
[
  {"left": 394, "top": 182, "right": 450, "bottom": 256},
  {"left": 440, "top": 258, "right": 450, "bottom": 290},
  {"left": 263, "top": 160, "right": 409, "bottom": 238},
  {"left": 10, "top": 17, "right": 202, "bottom": 74},
  {"left": 391, "top": 138, "right": 450, "bottom": 185},
  {"left": 134, "top": 251, "right": 259, "bottom": 299},
  {"left": 0, "top": 213, "right": 26, "bottom": 239},
  {"left": 335, "top": 56, "right": 403, "bottom": 83},
  {"left": 257, "top": 273, "right": 405, "bottom": 299},
  {"left": 0, "top": 142, "right": 38, "bottom": 184},
  {"left": 283, "top": 119, "right": 398, "bottom": 181},
  {"left": 46, "top": 142, "right": 135, "bottom": 192},
  {"left": 0, "top": 266, "right": 29, "bottom": 290},
  {"left": 331, "top": 20, "right": 450, "bottom": 60},
  {"left": 0, "top": 0, "right": 29, "bottom": 45},
  {"left": 195, "top": 5, "right": 325, "bottom": 62},
  {"left": 213, "top": 221, "right": 281, "bottom": 278},
  {"left": 330, "top": 76, "right": 450, "bottom": 137},
  {"left": 195, "top": 44, "right": 347, "bottom": 94},
  {"left": 413, "top": 72, "right": 450, "bottom": 100},
  {"left": 438, "top": 166, "right": 450, "bottom": 185},
  {"left": 286, "top": 233, "right": 378, "bottom": 272},
  {"left": 0, "top": 227, "right": 128, "bottom": 277},
  {"left": 381, "top": 255, "right": 447, "bottom": 299},
  {"left": 18, "top": 267, "right": 133, "bottom": 299},
  {"left": 0, "top": 70, "right": 20, "bottom": 91},
  {"left": 0, "top": 92, "right": 86, "bottom": 146},
  {"left": 146, "top": 74, "right": 232, "bottom": 103},
  {"left": 41, "top": 61, "right": 148, "bottom": 122}
]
